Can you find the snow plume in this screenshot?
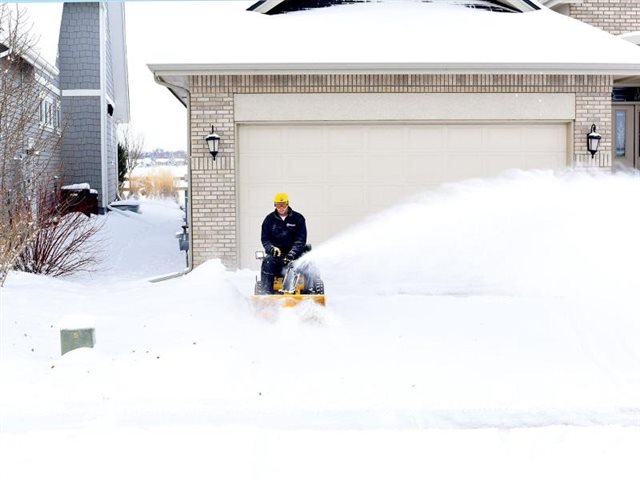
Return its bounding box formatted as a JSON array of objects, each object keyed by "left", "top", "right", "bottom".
[{"left": 301, "top": 169, "right": 640, "bottom": 298}]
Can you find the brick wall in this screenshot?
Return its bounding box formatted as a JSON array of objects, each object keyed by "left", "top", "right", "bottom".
[
  {"left": 188, "top": 73, "right": 612, "bottom": 269},
  {"left": 569, "top": 0, "right": 640, "bottom": 35}
]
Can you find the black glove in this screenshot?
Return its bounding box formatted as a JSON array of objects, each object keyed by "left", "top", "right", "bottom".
[
  {"left": 283, "top": 252, "right": 296, "bottom": 264},
  {"left": 268, "top": 246, "right": 282, "bottom": 257}
]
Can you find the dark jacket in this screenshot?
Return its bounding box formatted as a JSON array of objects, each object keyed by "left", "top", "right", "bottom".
[{"left": 261, "top": 207, "right": 307, "bottom": 259}]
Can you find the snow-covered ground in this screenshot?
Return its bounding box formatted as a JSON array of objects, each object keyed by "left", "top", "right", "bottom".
[{"left": 2, "top": 172, "right": 640, "bottom": 479}]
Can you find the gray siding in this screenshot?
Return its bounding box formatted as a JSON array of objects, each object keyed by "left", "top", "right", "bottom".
[
  {"left": 57, "top": 2, "right": 121, "bottom": 207},
  {"left": 0, "top": 58, "right": 62, "bottom": 192},
  {"left": 58, "top": 2, "right": 100, "bottom": 90},
  {"left": 60, "top": 96, "right": 101, "bottom": 190}
]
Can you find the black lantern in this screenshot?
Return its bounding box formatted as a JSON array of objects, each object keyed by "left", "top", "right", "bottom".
[
  {"left": 586, "top": 124, "right": 601, "bottom": 158},
  {"left": 205, "top": 125, "right": 220, "bottom": 159}
]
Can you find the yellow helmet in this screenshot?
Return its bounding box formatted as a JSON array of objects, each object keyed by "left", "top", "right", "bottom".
[{"left": 273, "top": 192, "right": 289, "bottom": 204}]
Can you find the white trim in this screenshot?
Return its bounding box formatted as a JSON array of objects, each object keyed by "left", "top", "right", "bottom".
[
  {"left": 539, "top": 0, "right": 582, "bottom": 8},
  {"left": 99, "top": 2, "right": 108, "bottom": 210},
  {"left": 35, "top": 73, "right": 61, "bottom": 96},
  {"left": 107, "top": 2, "right": 130, "bottom": 123},
  {"left": 21, "top": 48, "right": 59, "bottom": 77},
  {"left": 62, "top": 89, "right": 102, "bottom": 97}
]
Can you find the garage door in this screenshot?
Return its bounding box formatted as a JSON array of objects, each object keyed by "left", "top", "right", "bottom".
[{"left": 238, "top": 123, "right": 568, "bottom": 268}]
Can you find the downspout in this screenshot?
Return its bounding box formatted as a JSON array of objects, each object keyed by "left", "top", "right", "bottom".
[{"left": 153, "top": 73, "right": 194, "bottom": 276}]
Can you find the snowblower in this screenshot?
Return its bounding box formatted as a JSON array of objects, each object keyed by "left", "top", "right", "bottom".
[{"left": 252, "top": 247, "right": 325, "bottom": 309}]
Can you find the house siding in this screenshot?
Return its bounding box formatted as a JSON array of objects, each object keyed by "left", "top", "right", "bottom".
[
  {"left": 60, "top": 96, "right": 102, "bottom": 190},
  {"left": 188, "top": 73, "right": 612, "bottom": 269},
  {"left": 58, "top": 3, "right": 100, "bottom": 91},
  {"left": 0, "top": 56, "right": 62, "bottom": 194},
  {"left": 568, "top": 0, "right": 640, "bottom": 35},
  {"left": 58, "top": 2, "right": 119, "bottom": 207}
]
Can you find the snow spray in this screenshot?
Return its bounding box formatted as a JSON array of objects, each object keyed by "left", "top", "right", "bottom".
[{"left": 298, "top": 169, "right": 640, "bottom": 298}]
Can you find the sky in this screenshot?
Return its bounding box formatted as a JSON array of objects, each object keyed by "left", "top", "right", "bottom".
[
  {"left": 15, "top": 1, "right": 195, "bottom": 152},
  {"left": 2, "top": 170, "right": 640, "bottom": 478}
]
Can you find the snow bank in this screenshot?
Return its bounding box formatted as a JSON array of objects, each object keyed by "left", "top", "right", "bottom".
[{"left": 2, "top": 177, "right": 640, "bottom": 480}]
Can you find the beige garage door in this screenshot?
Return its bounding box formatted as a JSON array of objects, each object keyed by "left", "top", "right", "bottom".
[{"left": 238, "top": 123, "right": 568, "bottom": 268}]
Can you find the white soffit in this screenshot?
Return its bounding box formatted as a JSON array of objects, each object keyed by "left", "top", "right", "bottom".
[
  {"left": 538, "top": 0, "right": 582, "bottom": 9},
  {"left": 147, "top": 0, "right": 640, "bottom": 77}
]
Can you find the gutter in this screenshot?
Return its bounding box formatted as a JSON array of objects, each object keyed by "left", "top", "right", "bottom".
[
  {"left": 148, "top": 61, "right": 640, "bottom": 77},
  {"left": 153, "top": 73, "right": 194, "bottom": 276}
]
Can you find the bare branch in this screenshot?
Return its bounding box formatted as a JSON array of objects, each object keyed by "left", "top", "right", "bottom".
[{"left": 1, "top": 4, "right": 67, "bottom": 285}]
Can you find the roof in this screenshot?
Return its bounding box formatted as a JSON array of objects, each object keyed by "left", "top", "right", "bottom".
[
  {"left": 149, "top": 0, "right": 640, "bottom": 88},
  {"left": 248, "top": 0, "right": 541, "bottom": 14},
  {"left": 0, "top": 3, "right": 60, "bottom": 77},
  {"left": 149, "top": 0, "right": 640, "bottom": 104}
]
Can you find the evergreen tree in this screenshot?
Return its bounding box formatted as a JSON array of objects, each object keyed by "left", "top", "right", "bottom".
[{"left": 118, "top": 142, "right": 128, "bottom": 190}]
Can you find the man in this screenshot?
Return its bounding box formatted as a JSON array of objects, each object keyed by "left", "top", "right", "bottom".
[{"left": 260, "top": 192, "right": 307, "bottom": 294}]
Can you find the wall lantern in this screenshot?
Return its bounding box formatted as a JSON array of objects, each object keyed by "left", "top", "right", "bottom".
[
  {"left": 587, "top": 124, "right": 601, "bottom": 158},
  {"left": 205, "top": 125, "right": 220, "bottom": 159}
]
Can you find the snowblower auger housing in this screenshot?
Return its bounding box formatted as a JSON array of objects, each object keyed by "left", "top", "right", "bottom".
[{"left": 252, "top": 247, "right": 325, "bottom": 308}]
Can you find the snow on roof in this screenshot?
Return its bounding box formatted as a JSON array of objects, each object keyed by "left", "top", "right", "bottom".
[
  {"left": 148, "top": 0, "right": 640, "bottom": 76},
  {"left": 1, "top": 3, "right": 62, "bottom": 73},
  {"left": 249, "top": 0, "right": 541, "bottom": 15}
]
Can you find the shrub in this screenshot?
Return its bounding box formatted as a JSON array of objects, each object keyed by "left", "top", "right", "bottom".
[
  {"left": 9, "top": 186, "right": 104, "bottom": 279},
  {"left": 128, "top": 169, "right": 177, "bottom": 198}
]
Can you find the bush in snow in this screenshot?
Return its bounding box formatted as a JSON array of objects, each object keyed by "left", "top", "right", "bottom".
[{"left": 12, "top": 189, "right": 103, "bottom": 278}]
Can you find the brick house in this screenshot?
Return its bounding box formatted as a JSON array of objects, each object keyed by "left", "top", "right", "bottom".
[
  {"left": 541, "top": 0, "right": 640, "bottom": 170},
  {"left": 149, "top": 0, "right": 640, "bottom": 270}
]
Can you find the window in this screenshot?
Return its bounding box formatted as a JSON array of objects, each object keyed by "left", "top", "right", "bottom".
[{"left": 39, "top": 96, "right": 60, "bottom": 130}]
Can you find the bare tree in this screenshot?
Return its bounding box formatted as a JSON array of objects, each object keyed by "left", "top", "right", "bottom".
[
  {"left": 117, "top": 123, "right": 144, "bottom": 195},
  {"left": 0, "top": 4, "right": 65, "bottom": 285}
]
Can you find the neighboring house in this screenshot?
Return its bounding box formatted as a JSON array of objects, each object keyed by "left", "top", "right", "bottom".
[
  {"left": 149, "top": 0, "right": 640, "bottom": 270},
  {"left": 1, "top": 2, "right": 129, "bottom": 213},
  {"left": 0, "top": 8, "right": 62, "bottom": 194},
  {"left": 58, "top": 2, "right": 130, "bottom": 212}
]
